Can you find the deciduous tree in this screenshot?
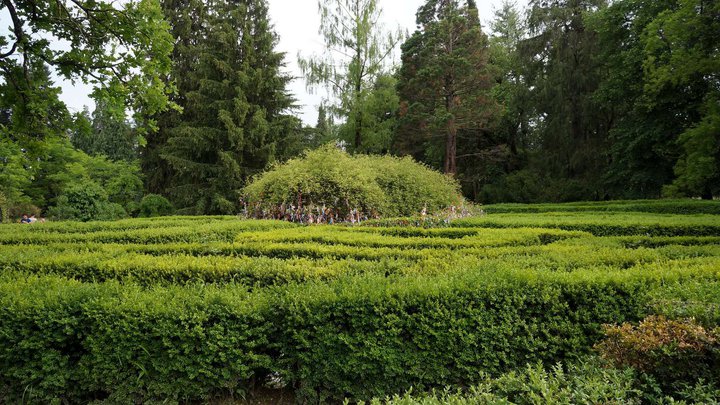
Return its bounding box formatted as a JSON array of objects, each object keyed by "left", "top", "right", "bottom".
[
  {"left": 298, "top": 0, "right": 402, "bottom": 152},
  {"left": 0, "top": 0, "right": 175, "bottom": 140}
]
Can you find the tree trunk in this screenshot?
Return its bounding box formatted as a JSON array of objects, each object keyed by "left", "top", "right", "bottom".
[
  {"left": 354, "top": 113, "right": 362, "bottom": 150},
  {"left": 445, "top": 118, "right": 457, "bottom": 175},
  {"left": 353, "top": 1, "right": 363, "bottom": 152},
  {"left": 701, "top": 185, "right": 713, "bottom": 200},
  {"left": 354, "top": 75, "right": 362, "bottom": 149}
]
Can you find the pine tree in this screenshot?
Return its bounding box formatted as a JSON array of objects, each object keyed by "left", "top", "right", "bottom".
[
  {"left": 141, "top": 0, "right": 205, "bottom": 197},
  {"left": 308, "top": 104, "right": 336, "bottom": 148},
  {"left": 145, "top": 0, "right": 298, "bottom": 214},
  {"left": 519, "top": 0, "right": 610, "bottom": 200},
  {"left": 396, "top": 0, "right": 496, "bottom": 175},
  {"left": 72, "top": 100, "right": 137, "bottom": 162}
]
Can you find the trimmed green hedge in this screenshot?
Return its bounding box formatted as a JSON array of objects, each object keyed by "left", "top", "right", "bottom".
[
  {"left": 0, "top": 269, "right": 652, "bottom": 403},
  {"left": 1, "top": 212, "right": 719, "bottom": 402},
  {"left": 0, "top": 219, "right": 294, "bottom": 245},
  {"left": 0, "top": 277, "right": 270, "bottom": 402},
  {"left": 273, "top": 274, "right": 649, "bottom": 402},
  {"left": 483, "top": 199, "right": 720, "bottom": 215},
  {"left": 453, "top": 213, "right": 720, "bottom": 236}
]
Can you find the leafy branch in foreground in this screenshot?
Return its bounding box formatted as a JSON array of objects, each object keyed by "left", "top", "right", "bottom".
[{"left": 0, "top": 0, "right": 176, "bottom": 140}]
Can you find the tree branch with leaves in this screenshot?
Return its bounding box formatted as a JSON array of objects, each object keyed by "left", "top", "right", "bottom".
[
  {"left": 0, "top": 0, "right": 176, "bottom": 141},
  {"left": 298, "top": 0, "right": 403, "bottom": 151}
]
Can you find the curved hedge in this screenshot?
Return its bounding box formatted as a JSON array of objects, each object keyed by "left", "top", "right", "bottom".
[
  {"left": 243, "top": 145, "right": 464, "bottom": 219},
  {"left": 482, "top": 199, "right": 720, "bottom": 215}
]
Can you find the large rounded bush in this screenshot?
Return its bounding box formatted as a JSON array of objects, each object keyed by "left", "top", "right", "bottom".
[
  {"left": 243, "top": 145, "right": 464, "bottom": 219},
  {"left": 49, "top": 182, "right": 128, "bottom": 222},
  {"left": 138, "top": 194, "right": 175, "bottom": 218}
]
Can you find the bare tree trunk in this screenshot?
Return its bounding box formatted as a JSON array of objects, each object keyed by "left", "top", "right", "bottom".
[
  {"left": 354, "top": 112, "right": 362, "bottom": 150},
  {"left": 445, "top": 118, "right": 457, "bottom": 175}
]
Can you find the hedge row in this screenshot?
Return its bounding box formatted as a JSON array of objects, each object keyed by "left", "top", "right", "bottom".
[
  {"left": 0, "top": 220, "right": 294, "bottom": 245},
  {"left": 237, "top": 227, "right": 588, "bottom": 249},
  {"left": 453, "top": 213, "right": 720, "bottom": 236},
  {"left": 0, "top": 215, "right": 242, "bottom": 235},
  {"left": 3, "top": 238, "right": 719, "bottom": 286},
  {"left": 0, "top": 251, "right": 395, "bottom": 286},
  {"left": 2, "top": 213, "right": 719, "bottom": 402},
  {"left": 482, "top": 199, "right": 720, "bottom": 215},
  {"left": 0, "top": 267, "right": 664, "bottom": 403}
]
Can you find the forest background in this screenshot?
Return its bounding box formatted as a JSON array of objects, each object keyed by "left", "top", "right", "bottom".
[{"left": 0, "top": 0, "right": 718, "bottom": 219}]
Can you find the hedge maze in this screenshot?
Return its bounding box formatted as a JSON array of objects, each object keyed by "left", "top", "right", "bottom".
[{"left": 1, "top": 202, "right": 719, "bottom": 402}]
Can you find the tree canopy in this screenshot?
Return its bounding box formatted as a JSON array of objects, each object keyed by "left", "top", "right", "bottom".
[
  {"left": 0, "top": 0, "right": 175, "bottom": 140},
  {"left": 298, "top": 0, "right": 403, "bottom": 152},
  {"left": 1, "top": 0, "right": 719, "bottom": 222},
  {"left": 142, "top": 0, "right": 300, "bottom": 214},
  {"left": 396, "top": 0, "right": 497, "bottom": 176}
]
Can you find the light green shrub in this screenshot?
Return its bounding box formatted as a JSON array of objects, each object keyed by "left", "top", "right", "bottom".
[
  {"left": 243, "top": 145, "right": 464, "bottom": 219},
  {"left": 371, "top": 359, "right": 641, "bottom": 404}
]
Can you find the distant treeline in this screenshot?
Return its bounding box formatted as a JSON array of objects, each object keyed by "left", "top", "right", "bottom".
[{"left": 1, "top": 0, "right": 717, "bottom": 218}]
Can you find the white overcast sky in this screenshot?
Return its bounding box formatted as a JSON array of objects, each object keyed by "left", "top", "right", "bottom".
[{"left": 50, "top": 0, "right": 528, "bottom": 125}]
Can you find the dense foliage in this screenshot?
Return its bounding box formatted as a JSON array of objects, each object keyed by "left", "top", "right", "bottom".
[
  {"left": 138, "top": 194, "right": 175, "bottom": 218},
  {"left": 465, "top": 0, "right": 720, "bottom": 202},
  {"left": 373, "top": 359, "right": 644, "bottom": 404},
  {"left": 2, "top": 0, "right": 718, "bottom": 220},
  {"left": 1, "top": 200, "right": 719, "bottom": 402},
  {"left": 140, "top": 0, "right": 302, "bottom": 215},
  {"left": 243, "top": 146, "right": 464, "bottom": 219},
  {"left": 374, "top": 357, "right": 720, "bottom": 404},
  {"left": 2, "top": 0, "right": 719, "bottom": 401},
  {"left": 298, "top": 0, "right": 402, "bottom": 153},
  {"left": 597, "top": 316, "right": 720, "bottom": 394},
  {"left": 0, "top": 0, "right": 174, "bottom": 141},
  {"left": 396, "top": 0, "right": 496, "bottom": 175},
  {"left": 0, "top": 0, "right": 171, "bottom": 222}
]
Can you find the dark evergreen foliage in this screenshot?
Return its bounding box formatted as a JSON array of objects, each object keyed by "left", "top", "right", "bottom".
[
  {"left": 445, "top": 0, "right": 720, "bottom": 202},
  {"left": 144, "top": 0, "right": 301, "bottom": 214},
  {"left": 71, "top": 100, "right": 138, "bottom": 162},
  {"left": 396, "top": 0, "right": 497, "bottom": 177}
]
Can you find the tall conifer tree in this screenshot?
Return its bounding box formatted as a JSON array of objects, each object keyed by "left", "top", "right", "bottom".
[
  {"left": 145, "top": 0, "right": 298, "bottom": 214},
  {"left": 520, "top": 0, "right": 609, "bottom": 199},
  {"left": 396, "top": 0, "right": 496, "bottom": 175}
]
